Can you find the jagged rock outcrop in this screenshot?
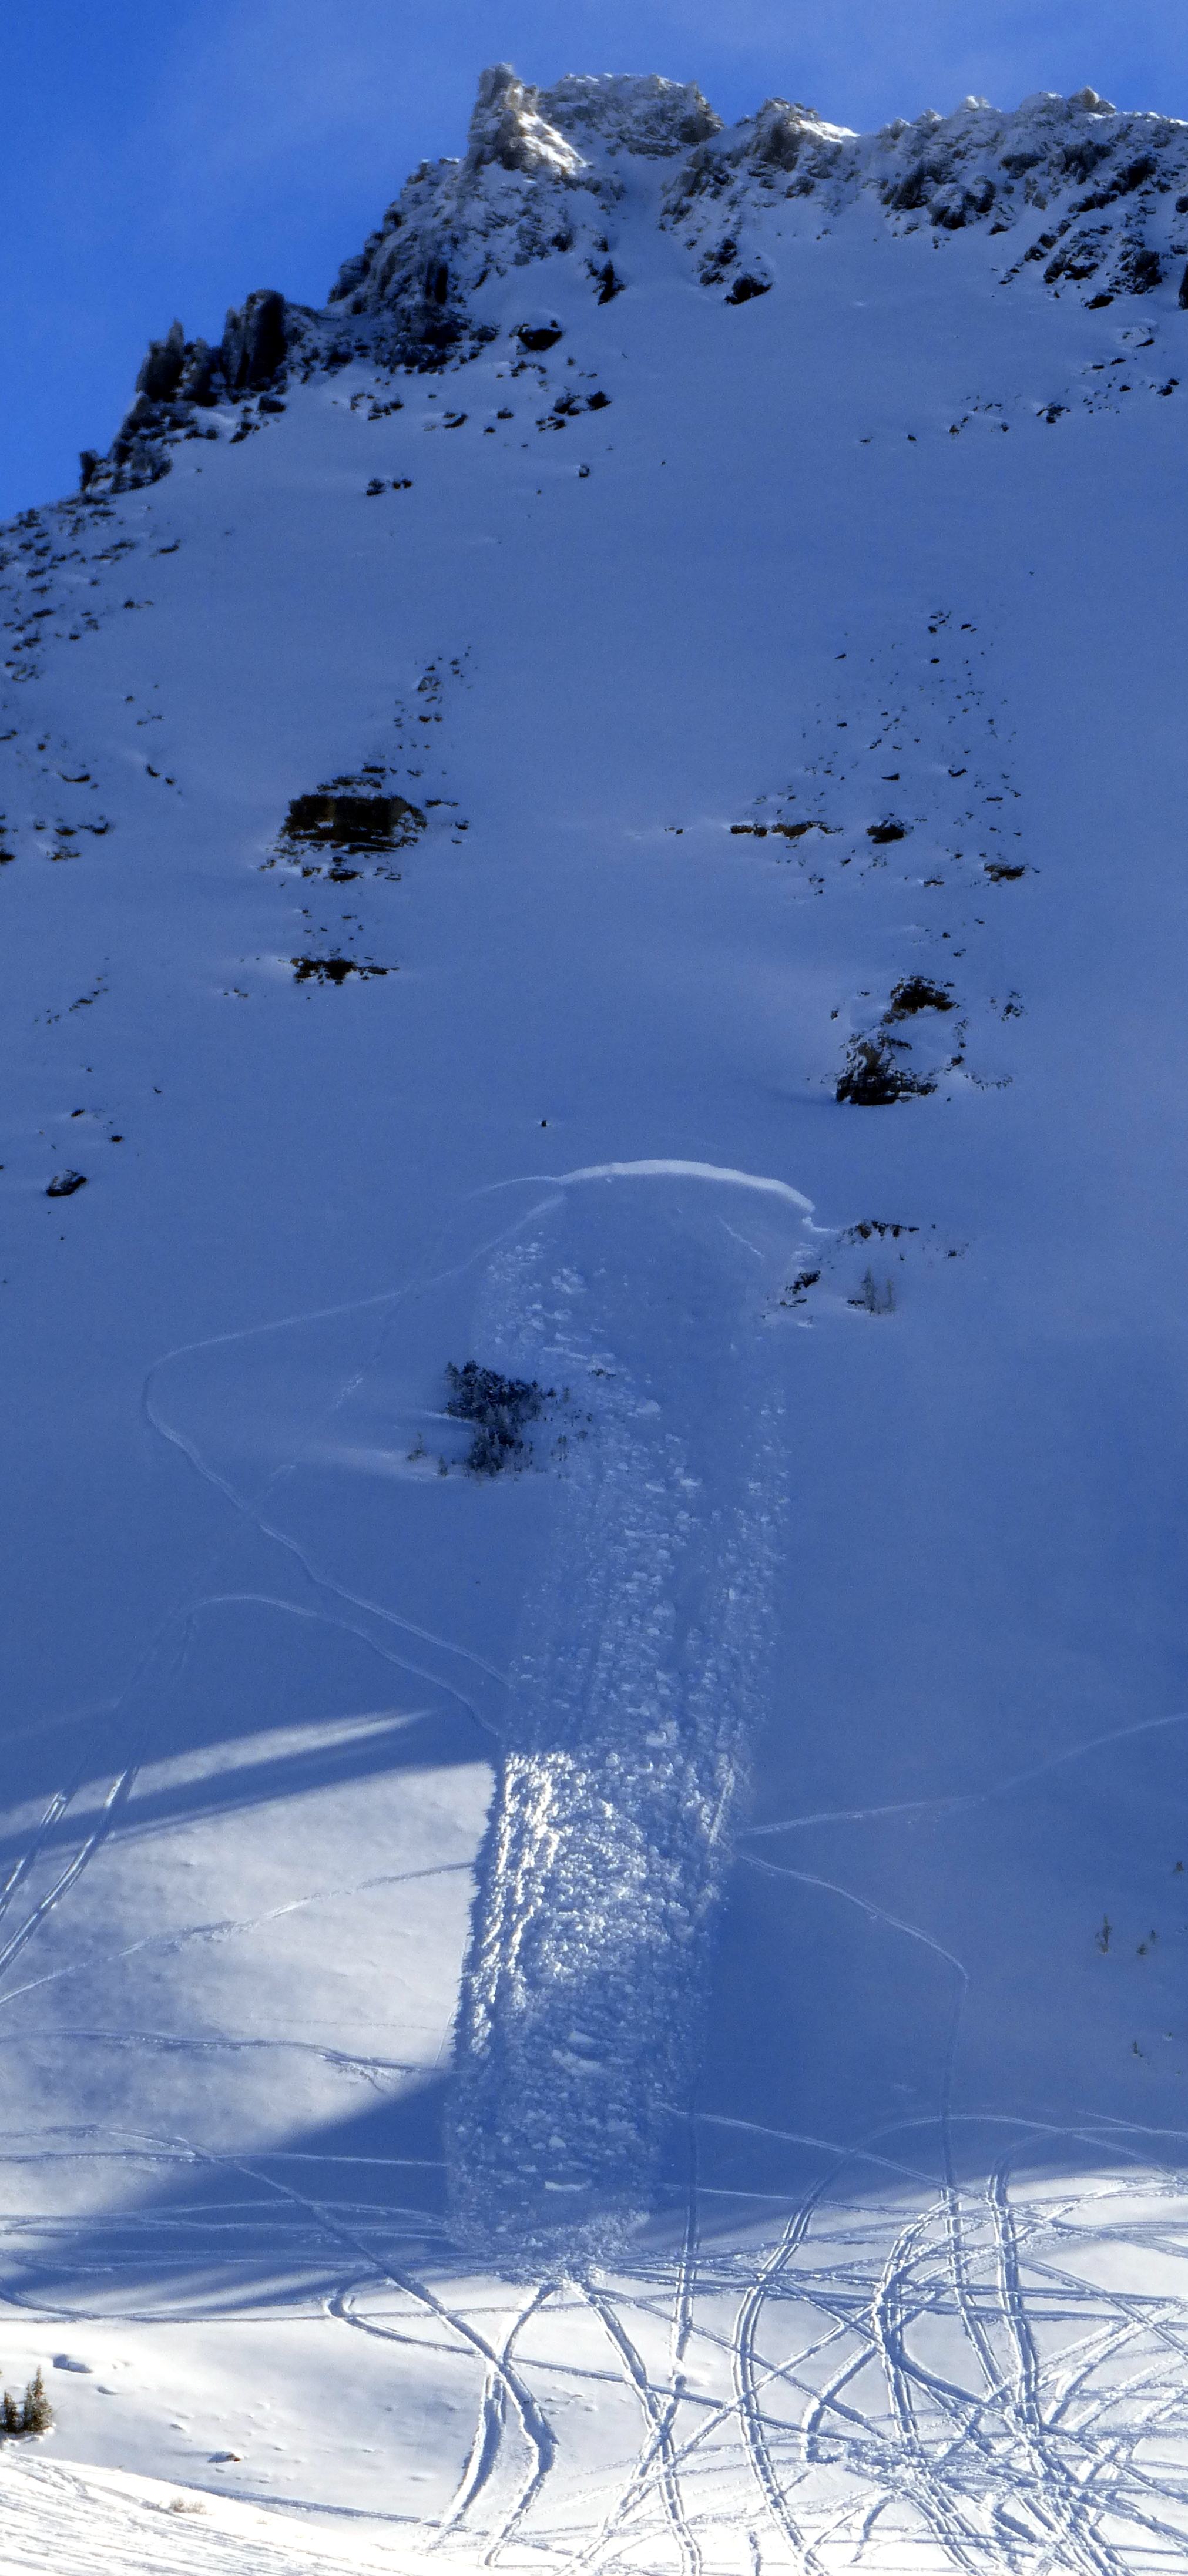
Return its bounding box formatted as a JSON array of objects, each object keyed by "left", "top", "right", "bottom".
[
  {"left": 135, "top": 318, "right": 187, "bottom": 402},
  {"left": 538, "top": 71, "right": 720, "bottom": 157},
  {"left": 464, "top": 64, "right": 588, "bottom": 179},
  {"left": 221, "top": 288, "right": 288, "bottom": 390},
  {"left": 663, "top": 85, "right": 1188, "bottom": 307},
  {"left": 80, "top": 289, "right": 297, "bottom": 496},
  {"left": 322, "top": 69, "right": 724, "bottom": 362},
  {"left": 78, "top": 66, "right": 1188, "bottom": 494}
]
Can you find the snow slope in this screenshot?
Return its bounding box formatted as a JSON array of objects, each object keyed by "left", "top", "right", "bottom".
[{"left": 3, "top": 62, "right": 1188, "bottom": 2573}]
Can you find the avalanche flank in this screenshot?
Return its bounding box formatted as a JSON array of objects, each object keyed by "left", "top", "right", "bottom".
[{"left": 4, "top": 61, "right": 1188, "bottom": 2574}]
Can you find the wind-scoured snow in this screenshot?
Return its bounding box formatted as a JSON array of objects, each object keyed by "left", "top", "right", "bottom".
[{"left": 2, "top": 55, "right": 1188, "bottom": 2576}]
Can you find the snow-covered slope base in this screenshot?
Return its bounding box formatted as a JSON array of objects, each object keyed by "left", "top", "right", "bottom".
[{"left": 3, "top": 64, "right": 1188, "bottom": 2575}]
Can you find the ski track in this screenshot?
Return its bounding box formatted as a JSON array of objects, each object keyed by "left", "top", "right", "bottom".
[
  {"left": 17, "top": 2181, "right": 1181, "bottom": 2576},
  {"left": 146, "top": 2132, "right": 561, "bottom": 2538},
  {"left": 6, "top": 1179, "right": 1188, "bottom": 2565},
  {"left": 0, "top": 1217, "right": 543, "bottom": 2006},
  {"left": 16, "top": 2060, "right": 1188, "bottom": 2560},
  {"left": 25, "top": 1185, "right": 1173, "bottom": 2572},
  {"left": 576, "top": 2280, "right": 702, "bottom": 2576}
]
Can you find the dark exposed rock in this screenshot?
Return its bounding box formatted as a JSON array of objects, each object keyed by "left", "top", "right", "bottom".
[
  {"left": 80, "top": 317, "right": 236, "bottom": 492},
  {"left": 1114, "top": 153, "right": 1159, "bottom": 194},
  {"left": 843, "top": 1217, "right": 919, "bottom": 1242},
  {"left": 1045, "top": 228, "right": 1108, "bottom": 283},
  {"left": 589, "top": 258, "right": 625, "bottom": 302},
  {"left": 886, "top": 150, "right": 951, "bottom": 212},
  {"left": 177, "top": 338, "right": 222, "bottom": 405},
  {"left": 116, "top": 393, "right": 159, "bottom": 444},
  {"left": 135, "top": 319, "right": 186, "bottom": 402},
  {"left": 1112, "top": 240, "right": 1162, "bottom": 293},
  {"left": 931, "top": 174, "right": 995, "bottom": 227},
  {"left": 516, "top": 315, "right": 564, "bottom": 349},
  {"left": 1180, "top": 260, "right": 1188, "bottom": 308},
  {"left": 867, "top": 817, "right": 907, "bottom": 844},
  {"left": 291, "top": 955, "right": 389, "bottom": 984},
  {"left": 837, "top": 1037, "right": 934, "bottom": 1105},
  {"left": 700, "top": 236, "right": 737, "bottom": 283},
  {"left": 46, "top": 1169, "right": 87, "bottom": 1197},
  {"left": 886, "top": 975, "right": 954, "bottom": 1017},
  {"left": 672, "top": 95, "right": 720, "bottom": 148},
  {"left": 725, "top": 271, "right": 771, "bottom": 303},
  {"left": 281, "top": 791, "right": 425, "bottom": 851},
  {"left": 1061, "top": 136, "right": 1111, "bottom": 183},
  {"left": 222, "top": 289, "right": 288, "bottom": 390},
  {"left": 106, "top": 428, "right": 173, "bottom": 491}
]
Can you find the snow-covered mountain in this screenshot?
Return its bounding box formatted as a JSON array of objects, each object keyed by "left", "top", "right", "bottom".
[
  {"left": 76, "top": 67, "right": 1188, "bottom": 500},
  {"left": 3, "top": 62, "right": 1188, "bottom": 2574}
]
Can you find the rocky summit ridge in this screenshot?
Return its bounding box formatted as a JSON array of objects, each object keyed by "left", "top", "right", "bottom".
[{"left": 78, "top": 64, "right": 1188, "bottom": 499}]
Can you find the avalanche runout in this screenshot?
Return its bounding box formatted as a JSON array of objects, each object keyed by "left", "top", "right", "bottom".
[{"left": 449, "top": 1178, "right": 793, "bottom": 2263}]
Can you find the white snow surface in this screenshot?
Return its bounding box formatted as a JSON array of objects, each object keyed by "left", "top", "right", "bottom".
[{"left": 3, "top": 60, "right": 1188, "bottom": 2575}]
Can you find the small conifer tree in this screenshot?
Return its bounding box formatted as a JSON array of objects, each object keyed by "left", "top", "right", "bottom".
[
  {"left": 21, "top": 2370, "right": 52, "bottom": 2435},
  {"left": 0, "top": 2370, "right": 53, "bottom": 2438}
]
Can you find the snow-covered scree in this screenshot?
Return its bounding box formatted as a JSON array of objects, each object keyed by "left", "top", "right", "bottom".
[{"left": 3, "top": 53, "right": 1188, "bottom": 2576}]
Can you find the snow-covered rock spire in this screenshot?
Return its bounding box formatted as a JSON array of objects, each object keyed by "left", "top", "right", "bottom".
[{"left": 465, "top": 63, "right": 588, "bottom": 177}]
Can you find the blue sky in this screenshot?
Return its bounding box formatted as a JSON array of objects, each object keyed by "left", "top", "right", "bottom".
[{"left": 5, "top": 0, "right": 1188, "bottom": 518}]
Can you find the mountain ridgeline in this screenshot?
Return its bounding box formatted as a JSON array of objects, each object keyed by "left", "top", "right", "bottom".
[{"left": 82, "top": 66, "right": 1188, "bottom": 498}]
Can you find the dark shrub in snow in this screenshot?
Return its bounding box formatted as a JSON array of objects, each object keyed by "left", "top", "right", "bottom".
[{"left": 445, "top": 1361, "right": 553, "bottom": 1473}]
